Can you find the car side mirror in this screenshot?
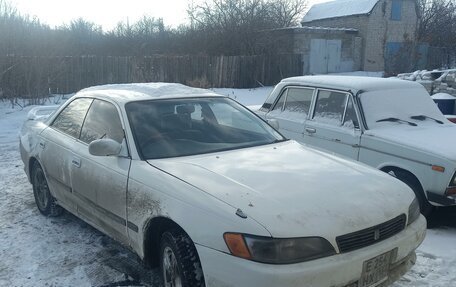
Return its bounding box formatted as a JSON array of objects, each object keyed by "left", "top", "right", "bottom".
[
  {"left": 89, "top": 139, "right": 122, "bottom": 156},
  {"left": 267, "top": 119, "right": 280, "bottom": 130}
]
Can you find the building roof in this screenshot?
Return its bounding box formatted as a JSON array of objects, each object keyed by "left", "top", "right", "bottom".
[
  {"left": 272, "top": 26, "right": 358, "bottom": 32},
  {"left": 281, "top": 75, "right": 422, "bottom": 93},
  {"left": 301, "top": 0, "right": 380, "bottom": 23},
  {"left": 299, "top": 26, "right": 358, "bottom": 32},
  {"left": 78, "top": 83, "right": 222, "bottom": 104}
]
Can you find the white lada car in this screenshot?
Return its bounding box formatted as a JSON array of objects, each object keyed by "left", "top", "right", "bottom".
[
  {"left": 258, "top": 75, "right": 456, "bottom": 216},
  {"left": 20, "top": 83, "right": 426, "bottom": 287}
]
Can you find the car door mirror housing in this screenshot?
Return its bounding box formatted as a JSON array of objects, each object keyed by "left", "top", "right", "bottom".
[
  {"left": 267, "top": 119, "right": 280, "bottom": 130},
  {"left": 88, "top": 139, "right": 122, "bottom": 156}
]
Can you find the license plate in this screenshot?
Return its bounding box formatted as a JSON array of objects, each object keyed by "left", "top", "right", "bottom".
[{"left": 359, "top": 250, "right": 393, "bottom": 287}]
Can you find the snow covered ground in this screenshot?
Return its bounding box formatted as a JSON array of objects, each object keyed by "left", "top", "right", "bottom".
[{"left": 1, "top": 87, "right": 456, "bottom": 286}]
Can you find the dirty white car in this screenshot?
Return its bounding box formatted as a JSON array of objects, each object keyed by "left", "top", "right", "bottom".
[
  {"left": 258, "top": 76, "right": 456, "bottom": 216},
  {"left": 20, "top": 83, "right": 426, "bottom": 287}
]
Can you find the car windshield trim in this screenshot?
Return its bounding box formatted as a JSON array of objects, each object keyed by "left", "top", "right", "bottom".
[{"left": 126, "top": 97, "right": 286, "bottom": 160}]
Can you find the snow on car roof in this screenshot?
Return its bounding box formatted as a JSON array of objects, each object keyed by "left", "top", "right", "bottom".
[
  {"left": 281, "top": 75, "right": 422, "bottom": 93},
  {"left": 78, "top": 82, "right": 223, "bottom": 103},
  {"left": 302, "top": 0, "right": 379, "bottom": 23}
]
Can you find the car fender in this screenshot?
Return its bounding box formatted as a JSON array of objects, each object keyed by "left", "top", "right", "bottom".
[{"left": 126, "top": 160, "right": 271, "bottom": 260}]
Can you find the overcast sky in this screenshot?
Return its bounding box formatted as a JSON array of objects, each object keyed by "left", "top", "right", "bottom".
[{"left": 11, "top": 0, "right": 331, "bottom": 31}]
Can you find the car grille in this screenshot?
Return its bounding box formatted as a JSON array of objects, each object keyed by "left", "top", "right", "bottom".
[{"left": 336, "top": 214, "right": 406, "bottom": 253}]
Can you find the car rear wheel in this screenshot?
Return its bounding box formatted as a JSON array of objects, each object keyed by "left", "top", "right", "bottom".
[
  {"left": 160, "top": 229, "right": 205, "bottom": 287},
  {"left": 32, "top": 162, "right": 63, "bottom": 217}
]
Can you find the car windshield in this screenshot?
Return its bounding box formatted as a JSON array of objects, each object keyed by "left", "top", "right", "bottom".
[
  {"left": 359, "top": 87, "right": 447, "bottom": 129},
  {"left": 126, "top": 97, "right": 285, "bottom": 159}
]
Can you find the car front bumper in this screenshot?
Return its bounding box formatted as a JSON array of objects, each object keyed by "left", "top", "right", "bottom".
[{"left": 196, "top": 215, "right": 426, "bottom": 287}]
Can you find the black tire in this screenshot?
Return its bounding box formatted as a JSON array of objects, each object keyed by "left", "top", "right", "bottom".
[
  {"left": 31, "top": 162, "right": 63, "bottom": 217},
  {"left": 160, "top": 229, "right": 205, "bottom": 287},
  {"left": 389, "top": 169, "right": 433, "bottom": 217}
]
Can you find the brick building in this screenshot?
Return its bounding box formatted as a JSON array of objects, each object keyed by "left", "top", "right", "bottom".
[
  {"left": 261, "top": 26, "right": 363, "bottom": 74},
  {"left": 301, "top": 0, "right": 420, "bottom": 73}
]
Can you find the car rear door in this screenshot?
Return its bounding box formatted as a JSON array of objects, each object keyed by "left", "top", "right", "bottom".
[
  {"left": 39, "top": 98, "right": 93, "bottom": 212},
  {"left": 303, "top": 89, "right": 361, "bottom": 160},
  {"left": 70, "top": 99, "right": 131, "bottom": 244},
  {"left": 264, "top": 87, "right": 315, "bottom": 140}
]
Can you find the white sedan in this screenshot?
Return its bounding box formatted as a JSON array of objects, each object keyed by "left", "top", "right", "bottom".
[{"left": 19, "top": 83, "right": 426, "bottom": 287}]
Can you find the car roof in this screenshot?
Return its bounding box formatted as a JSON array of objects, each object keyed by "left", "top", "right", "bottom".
[
  {"left": 281, "top": 75, "right": 422, "bottom": 93},
  {"left": 77, "top": 82, "right": 223, "bottom": 104}
]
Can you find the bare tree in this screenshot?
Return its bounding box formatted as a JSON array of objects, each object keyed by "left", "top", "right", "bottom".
[
  {"left": 416, "top": 0, "right": 456, "bottom": 67},
  {"left": 186, "top": 0, "right": 308, "bottom": 55},
  {"left": 271, "top": 0, "right": 308, "bottom": 27},
  {"left": 417, "top": 0, "right": 456, "bottom": 48}
]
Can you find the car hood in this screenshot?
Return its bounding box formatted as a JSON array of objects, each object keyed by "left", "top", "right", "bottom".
[
  {"left": 148, "top": 141, "right": 414, "bottom": 239},
  {"left": 366, "top": 122, "right": 456, "bottom": 161}
]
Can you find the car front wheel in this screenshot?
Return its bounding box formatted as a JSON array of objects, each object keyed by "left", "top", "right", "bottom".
[
  {"left": 160, "top": 229, "right": 205, "bottom": 287},
  {"left": 388, "top": 169, "right": 433, "bottom": 216},
  {"left": 31, "top": 162, "right": 63, "bottom": 217}
]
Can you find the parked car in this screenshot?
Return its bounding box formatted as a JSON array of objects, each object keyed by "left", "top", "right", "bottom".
[
  {"left": 257, "top": 75, "right": 456, "bottom": 216},
  {"left": 20, "top": 83, "right": 426, "bottom": 287}
]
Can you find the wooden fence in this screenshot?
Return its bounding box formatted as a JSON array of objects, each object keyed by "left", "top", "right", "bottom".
[{"left": 0, "top": 54, "right": 303, "bottom": 98}]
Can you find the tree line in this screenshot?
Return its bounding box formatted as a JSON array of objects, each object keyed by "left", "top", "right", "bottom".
[
  {"left": 0, "top": 0, "right": 308, "bottom": 99},
  {"left": 1, "top": 0, "right": 454, "bottom": 60},
  {"left": 0, "top": 0, "right": 307, "bottom": 57},
  {"left": 1, "top": 0, "right": 455, "bottom": 101}
]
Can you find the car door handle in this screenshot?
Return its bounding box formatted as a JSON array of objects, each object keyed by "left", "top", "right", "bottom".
[
  {"left": 72, "top": 157, "right": 81, "bottom": 168},
  {"left": 39, "top": 142, "right": 45, "bottom": 149},
  {"left": 305, "top": 127, "right": 316, "bottom": 134}
]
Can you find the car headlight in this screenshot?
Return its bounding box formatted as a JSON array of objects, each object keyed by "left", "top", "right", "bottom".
[
  {"left": 407, "top": 197, "right": 420, "bottom": 225},
  {"left": 224, "top": 233, "right": 335, "bottom": 264}
]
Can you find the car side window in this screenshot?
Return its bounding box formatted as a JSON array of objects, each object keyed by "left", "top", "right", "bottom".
[
  {"left": 51, "top": 98, "right": 93, "bottom": 138},
  {"left": 271, "top": 89, "right": 287, "bottom": 111},
  {"left": 313, "top": 90, "right": 348, "bottom": 125},
  {"left": 80, "top": 100, "right": 124, "bottom": 144},
  {"left": 343, "top": 96, "right": 359, "bottom": 129},
  {"left": 283, "top": 88, "right": 314, "bottom": 116}
]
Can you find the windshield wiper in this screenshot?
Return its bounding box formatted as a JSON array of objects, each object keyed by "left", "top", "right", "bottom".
[
  {"left": 376, "top": 117, "right": 417, "bottom": 126},
  {"left": 410, "top": 115, "right": 444, "bottom": 124}
]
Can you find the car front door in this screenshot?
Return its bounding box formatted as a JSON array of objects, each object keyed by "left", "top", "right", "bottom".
[
  {"left": 71, "top": 99, "right": 131, "bottom": 244},
  {"left": 265, "top": 87, "right": 315, "bottom": 140},
  {"left": 39, "top": 98, "right": 93, "bottom": 212},
  {"left": 304, "top": 89, "right": 361, "bottom": 160}
]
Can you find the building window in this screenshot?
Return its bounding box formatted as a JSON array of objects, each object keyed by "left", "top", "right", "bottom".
[{"left": 391, "top": 0, "right": 402, "bottom": 21}]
